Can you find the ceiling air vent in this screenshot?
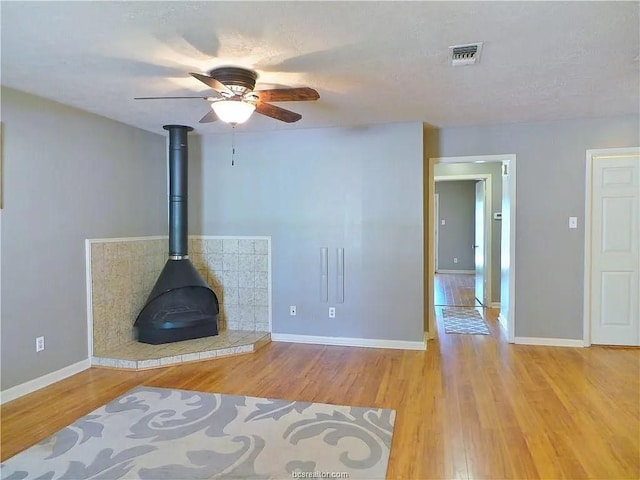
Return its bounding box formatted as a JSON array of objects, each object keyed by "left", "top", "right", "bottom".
[{"left": 449, "top": 42, "right": 483, "bottom": 66}]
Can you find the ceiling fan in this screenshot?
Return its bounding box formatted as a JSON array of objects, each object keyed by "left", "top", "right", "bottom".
[{"left": 135, "top": 66, "right": 319, "bottom": 125}]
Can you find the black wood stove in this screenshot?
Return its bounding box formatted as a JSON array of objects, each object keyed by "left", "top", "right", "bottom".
[{"left": 134, "top": 125, "right": 219, "bottom": 344}]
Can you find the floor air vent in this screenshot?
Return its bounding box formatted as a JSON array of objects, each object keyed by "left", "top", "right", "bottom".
[{"left": 449, "top": 42, "right": 483, "bottom": 66}]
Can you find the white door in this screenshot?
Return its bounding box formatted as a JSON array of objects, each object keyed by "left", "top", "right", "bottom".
[
  {"left": 590, "top": 154, "right": 640, "bottom": 345},
  {"left": 474, "top": 180, "right": 485, "bottom": 306}
]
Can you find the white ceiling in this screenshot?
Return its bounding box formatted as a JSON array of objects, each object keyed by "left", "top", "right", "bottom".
[{"left": 2, "top": 1, "right": 639, "bottom": 135}]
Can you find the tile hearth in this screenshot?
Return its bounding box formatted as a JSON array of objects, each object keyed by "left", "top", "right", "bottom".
[{"left": 93, "top": 331, "right": 270, "bottom": 370}]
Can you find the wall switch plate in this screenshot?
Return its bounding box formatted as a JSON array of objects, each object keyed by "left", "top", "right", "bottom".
[
  {"left": 569, "top": 217, "right": 578, "bottom": 229},
  {"left": 441, "top": 219, "right": 446, "bottom": 225},
  {"left": 453, "top": 257, "right": 458, "bottom": 264},
  {"left": 329, "top": 307, "right": 336, "bottom": 318},
  {"left": 36, "top": 336, "right": 45, "bottom": 352},
  {"left": 289, "top": 305, "right": 297, "bottom": 316}
]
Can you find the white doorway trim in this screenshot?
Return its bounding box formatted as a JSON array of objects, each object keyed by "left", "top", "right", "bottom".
[
  {"left": 583, "top": 147, "right": 640, "bottom": 346},
  {"left": 428, "top": 154, "right": 517, "bottom": 343},
  {"left": 434, "top": 174, "right": 492, "bottom": 305},
  {"left": 434, "top": 193, "right": 439, "bottom": 272}
]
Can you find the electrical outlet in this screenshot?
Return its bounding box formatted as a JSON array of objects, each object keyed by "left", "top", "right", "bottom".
[
  {"left": 453, "top": 257, "right": 458, "bottom": 264},
  {"left": 289, "top": 305, "right": 297, "bottom": 316},
  {"left": 36, "top": 336, "right": 45, "bottom": 352},
  {"left": 569, "top": 216, "right": 578, "bottom": 229},
  {"left": 329, "top": 307, "right": 336, "bottom": 318}
]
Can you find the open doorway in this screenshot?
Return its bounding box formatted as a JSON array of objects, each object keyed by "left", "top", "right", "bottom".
[
  {"left": 427, "top": 154, "right": 516, "bottom": 342},
  {"left": 434, "top": 176, "right": 491, "bottom": 308}
]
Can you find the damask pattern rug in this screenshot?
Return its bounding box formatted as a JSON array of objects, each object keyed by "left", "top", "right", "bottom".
[
  {"left": 1, "top": 386, "right": 395, "bottom": 480},
  {"left": 442, "top": 308, "right": 491, "bottom": 335}
]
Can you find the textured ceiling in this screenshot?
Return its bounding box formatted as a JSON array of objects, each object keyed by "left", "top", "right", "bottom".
[{"left": 1, "top": 1, "right": 639, "bottom": 135}]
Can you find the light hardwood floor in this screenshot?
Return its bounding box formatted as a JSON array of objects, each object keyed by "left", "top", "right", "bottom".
[
  {"left": 2, "top": 313, "right": 639, "bottom": 479},
  {"left": 434, "top": 273, "right": 480, "bottom": 307}
]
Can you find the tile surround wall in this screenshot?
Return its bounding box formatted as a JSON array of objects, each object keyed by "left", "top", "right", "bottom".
[
  {"left": 189, "top": 238, "right": 270, "bottom": 333},
  {"left": 88, "top": 236, "right": 271, "bottom": 356},
  {"left": 90, "top": 238, "right": 166, "bottom": 355}
]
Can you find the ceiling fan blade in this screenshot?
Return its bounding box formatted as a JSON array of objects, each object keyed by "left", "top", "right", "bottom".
[
  {"left": 134, "top": 96, "right": 211, "bottom": 100},
  {"left": 255, "top": 102, "right": 302, "bottom": 123},
  {"left": 255, "top": 87, "right": 319, "bottom": 103},
  {"left": 190, "top": 73, "right": 233, "bottom": 96},
  {"left": 199, "top": 110, "right": 219, "bottom": 124}
]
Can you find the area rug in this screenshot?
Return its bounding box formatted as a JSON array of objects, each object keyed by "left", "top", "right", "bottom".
[
  {"left": 442, "top": 308, "right": 491, "bottom": 335},
  {"left": 1, "top": 386, "right": 395, "bottom": 479}
]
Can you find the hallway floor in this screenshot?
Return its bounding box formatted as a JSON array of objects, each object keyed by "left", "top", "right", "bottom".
[
  {"left": 435, "top": 272, "right": 493, "bottom": 339},
  {"left": 434, "top": 272, "right": 482, "bottom": 307}
]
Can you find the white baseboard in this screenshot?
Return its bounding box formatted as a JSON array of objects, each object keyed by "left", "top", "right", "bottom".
[
  {"left": 271, "top": 333, "right": 426, "bottom": 351},
  {"left": 0, "top": 359, "right": 91, "bottom": 405},
  {"left": 514, "top": 337, "right": 586, "bottom": 348},
  {"left": 436, "top": 269, "right": 475, "bottom": 275}
]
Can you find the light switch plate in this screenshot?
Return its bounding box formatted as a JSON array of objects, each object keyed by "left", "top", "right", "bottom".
[{"left": 569, "top": 217, "right": 578, "bottom": 229}]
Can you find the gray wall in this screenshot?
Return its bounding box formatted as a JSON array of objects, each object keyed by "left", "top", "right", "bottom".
[
  {"left": 435, "top": 181, "right": 475, "bottom": 271},
  {"left": 434, "top": 162, "right": 503, "bottom": 305},
  {"left": 435, "top": 115, "right": 640, "bottom": 339},
  {"left": 0, "top": 87, "right": 166, "bottom": 390},
  {"left": 189, "top": 122, "right": 425, "bottom": 342}
]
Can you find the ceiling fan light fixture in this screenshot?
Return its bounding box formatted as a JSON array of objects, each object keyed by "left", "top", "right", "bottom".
[{"left": 211, "top": 100, "right": 256, "bottom": 124}]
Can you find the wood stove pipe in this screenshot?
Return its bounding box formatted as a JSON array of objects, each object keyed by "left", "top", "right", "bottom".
[{"left": 164, "top": 124, "right": 193, "bottom": 259}]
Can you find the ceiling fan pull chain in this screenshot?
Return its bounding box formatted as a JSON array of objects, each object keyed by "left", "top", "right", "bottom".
[{"left": 231, "top": 125, "right": 236, "bottom": 166}]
